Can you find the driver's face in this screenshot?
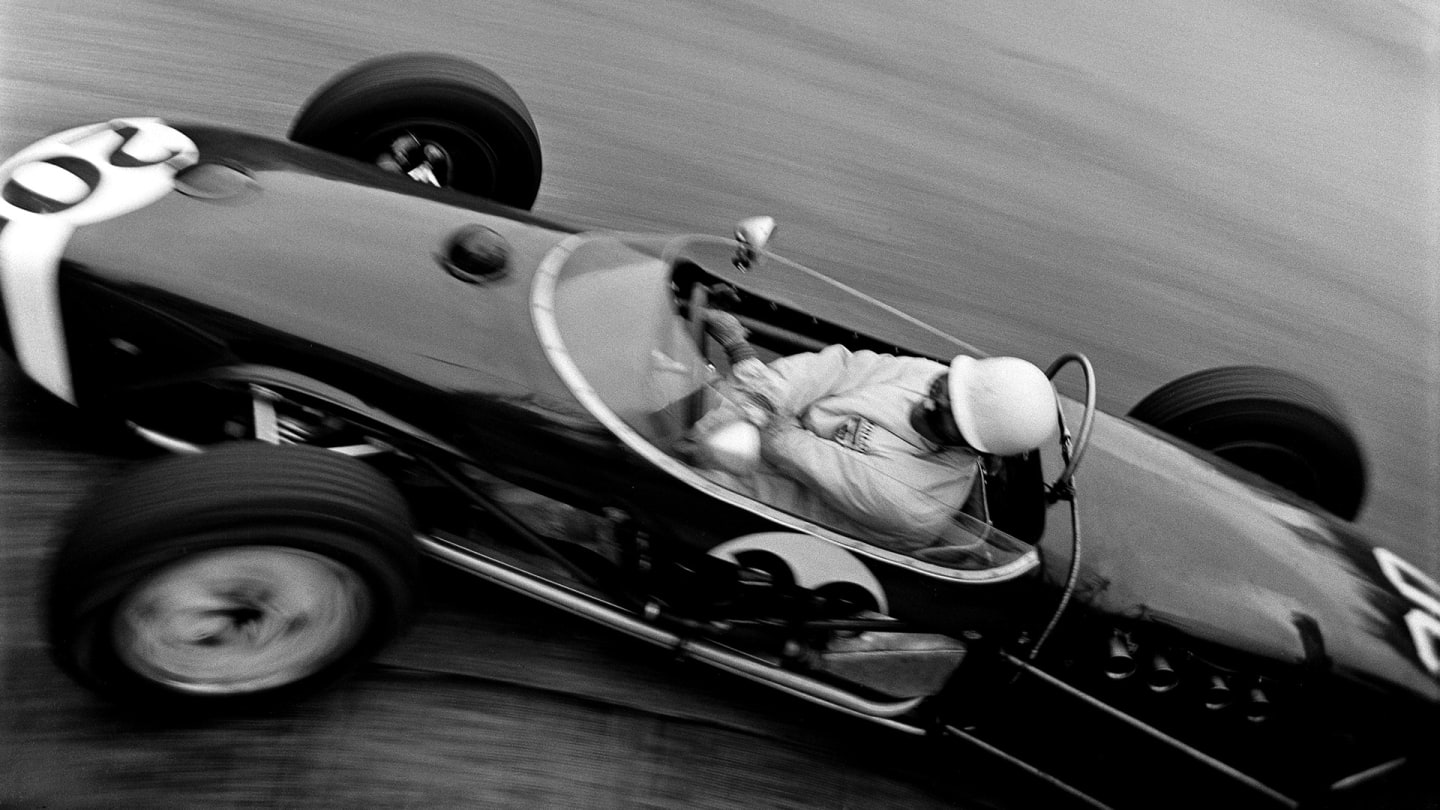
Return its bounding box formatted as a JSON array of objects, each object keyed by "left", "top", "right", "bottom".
[{"left": 913, "top": 373, "right": 971, "bottom": 449}]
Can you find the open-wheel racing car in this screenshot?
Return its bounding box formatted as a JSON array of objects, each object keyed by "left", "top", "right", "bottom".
[{"left": 1, "top": 53, "right": 1435, "bottom": 809}]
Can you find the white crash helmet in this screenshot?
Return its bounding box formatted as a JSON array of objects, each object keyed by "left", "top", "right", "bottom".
[{"left": 947, "top": 356, "right": 1058, "bottom": 456}]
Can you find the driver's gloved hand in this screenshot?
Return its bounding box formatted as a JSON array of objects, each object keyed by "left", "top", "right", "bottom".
[{"left": 703, "top": 310, "right": 758, "bottom": 364}]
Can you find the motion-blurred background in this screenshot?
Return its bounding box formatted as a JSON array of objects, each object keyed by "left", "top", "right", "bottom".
[{"left": 2, "top": 1, "right": 1435, "bottom": 807}]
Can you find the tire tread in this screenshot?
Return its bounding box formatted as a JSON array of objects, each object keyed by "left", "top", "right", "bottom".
[{"left": 1128, "top": 366, "right": 1366, "bottom": 520}]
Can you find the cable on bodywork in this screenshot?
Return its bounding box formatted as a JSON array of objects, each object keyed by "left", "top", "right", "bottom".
[{"left": 1026, "top": 354, "right": 1095, "bottom": 663}]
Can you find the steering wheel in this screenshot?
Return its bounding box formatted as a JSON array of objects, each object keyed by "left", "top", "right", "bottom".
[
  {"left": 1045, "top": 353, "right": 1096, "bottom": 499},
  {"left": 685, "top": 283, "right": 712, "bottom": 426},
  {"left": 686, "top": 282, "right": 710, "bottom": 357}
]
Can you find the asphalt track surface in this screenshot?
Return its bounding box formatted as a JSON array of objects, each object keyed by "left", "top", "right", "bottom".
[{"left": 2, "top": 2, "right": 1437, "bottom": 807}]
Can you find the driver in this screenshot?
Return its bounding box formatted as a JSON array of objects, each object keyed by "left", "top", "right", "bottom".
[{"left": 686, "top": 310, "right": 1057, "bottom": 551}]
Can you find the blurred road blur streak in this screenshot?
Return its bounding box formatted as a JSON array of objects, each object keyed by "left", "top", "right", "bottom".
[{"left": 2, "top": 1, "right": 1437, "bottom": 807}]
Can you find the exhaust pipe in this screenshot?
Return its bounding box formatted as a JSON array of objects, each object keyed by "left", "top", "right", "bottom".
[
  {"left": 1204, "top": 674, "right": 1233, "bottom": 710},
  {"left": 1105, "top": 631, "right": 1136, "bottom": 680},
  {"left": 1245, "top": 685, "right": 1271, "bottom": 723},
  {"left": 1147, "top": 652, "right": 1179, "bottom": 693}
]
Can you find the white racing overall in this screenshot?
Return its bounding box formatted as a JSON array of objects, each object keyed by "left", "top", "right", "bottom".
[{"left": 693, "top": 345, "right": 978, "bottom": 551}]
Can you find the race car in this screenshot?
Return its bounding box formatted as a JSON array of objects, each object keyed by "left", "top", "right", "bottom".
[{"left": 1, "top": 53, "right": 1433, "bottom": 809}]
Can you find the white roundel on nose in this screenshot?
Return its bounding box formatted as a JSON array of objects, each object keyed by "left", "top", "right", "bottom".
[{"left": 0, "top": 118, "right": 199, "bottom": 403}]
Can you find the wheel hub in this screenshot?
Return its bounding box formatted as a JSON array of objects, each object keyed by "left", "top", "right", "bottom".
[
  {"left": 114, "top": 546, "right": 372, "bottom": 695},
  {"left": 375, "top": 133, "right": 451, "bottom": 187}
]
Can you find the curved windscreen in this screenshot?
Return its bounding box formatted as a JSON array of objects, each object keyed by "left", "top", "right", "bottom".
[
  {"left": 537, "top": 233, "right": 1040, "bottom": 580},
  {"left": 543, "top": 235, "right": 708, "bottom": 447}
]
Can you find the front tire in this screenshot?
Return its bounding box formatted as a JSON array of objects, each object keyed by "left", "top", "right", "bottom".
[
  {"left": 47, "top": 443, "right": 419, "bottom": 709},
  {"left": 1128, "top": 366, "right": 1366, "bottom": 520},
  {"left": 290, "top": 52, "right": 543, "bottom": 208}
]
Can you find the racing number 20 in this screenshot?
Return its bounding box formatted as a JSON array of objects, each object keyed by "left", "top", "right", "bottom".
[{"left": 1375, "top": 548, "right": 1440, "bottom": 677}]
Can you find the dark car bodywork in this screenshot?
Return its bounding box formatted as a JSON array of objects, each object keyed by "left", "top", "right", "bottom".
[{"left": 2, "top": 116, "right": 1436, "bottom": 809}]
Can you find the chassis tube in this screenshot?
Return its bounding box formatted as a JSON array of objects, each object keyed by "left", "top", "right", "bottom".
[{"left": 417, "top": 531, "right": 926, "bottom": 727}]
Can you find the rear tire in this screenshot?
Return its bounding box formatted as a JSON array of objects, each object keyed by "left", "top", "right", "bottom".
[
  {"left": 47, "top": 443, "right": 419, "bottom": 709},
  {"left": 290, "top": 52, "right": 543, "bottom": 208},
  {"left": 1128, "top": 366, "right": 1366, "bottom": 520}
]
